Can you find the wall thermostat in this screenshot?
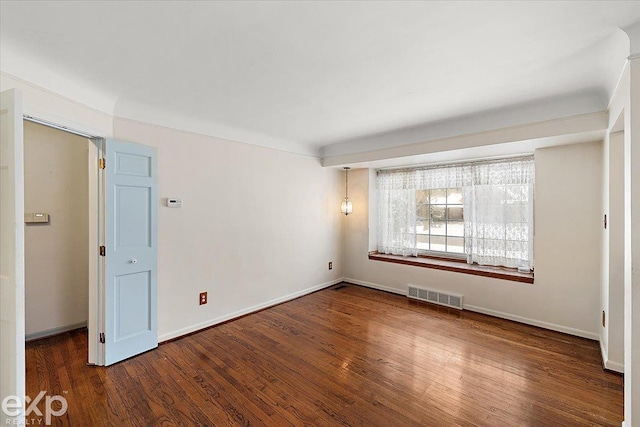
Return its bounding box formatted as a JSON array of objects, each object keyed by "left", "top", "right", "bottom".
[
  {"left": 24, "top": 212, "right": 50, "bottom": 223},
  {"left": 166, "top": 198, "right": 183, "bottom": 208}
]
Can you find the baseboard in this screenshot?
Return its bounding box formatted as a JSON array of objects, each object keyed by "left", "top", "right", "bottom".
[
  {"left": 464, "top": 304, "right": 600, "bottom": 341},
  {"left": 599, "top": 340, "right": 625, "bottom": 373},
  {"left": 26, "top": 321, "right": 87, "bottom": 341},
  {"left": 600, "top": 338, "right": 609, "bottom": 367},
  {"left": 605, "top": 360, "right": 624, "bottom": 373},
  {"left": 343, "top": 278, "right": 407, "bottom": 296},
  {"left": 158, "top": 278, "right": 343, "bottom": 342},
  {"left": 343, "top": 277, "right": 600, "bottom": 341},
  {"left": 462, "top": 304, "right": 599, "bottom": 340}
]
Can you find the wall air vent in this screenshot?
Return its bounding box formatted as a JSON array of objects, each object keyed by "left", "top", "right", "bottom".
[
  {"left": 408, "top": 286, "right": 418, "bottom": 298},
  {"left": 407, "top": 285, "right": 463, "bottom": 310}
]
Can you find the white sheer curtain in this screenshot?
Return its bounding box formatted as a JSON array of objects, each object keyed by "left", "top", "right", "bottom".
[
  {"left": 463, "top": 158, "right": 534, "bottom": 269},
  {"left": 377, "top": 164, "right": 472, "bottom": 256},
  {"left": 377, "top": 184, "right": 417, "bottom": 256},
  {"left": 377, "top": 157, "right": 534, "bottom": 269}
]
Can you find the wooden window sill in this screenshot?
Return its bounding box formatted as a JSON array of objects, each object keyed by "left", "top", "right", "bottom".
[{"left": 368, "top": 252, "right": 534, "bottom": 284}]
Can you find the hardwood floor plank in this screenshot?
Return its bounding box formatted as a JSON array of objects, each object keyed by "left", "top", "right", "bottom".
[{"left": 25, "top": 283, "right": 623, "bottom": 426}]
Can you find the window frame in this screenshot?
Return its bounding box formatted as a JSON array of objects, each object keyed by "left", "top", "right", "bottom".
[{"left": 414, "top": 187, "right": 466, "bottom": 259}]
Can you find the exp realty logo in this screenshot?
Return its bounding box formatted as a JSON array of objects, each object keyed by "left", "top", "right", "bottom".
[{"left": 2, "top": 392, "right": 68, "bottom": 425}]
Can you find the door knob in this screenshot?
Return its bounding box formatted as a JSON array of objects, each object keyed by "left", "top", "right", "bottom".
[{"left": 130, "top": 259, "right": 138, "bottom": 264}]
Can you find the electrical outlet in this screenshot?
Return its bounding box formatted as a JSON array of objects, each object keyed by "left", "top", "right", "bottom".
[
  {"left": 199, "top": 292, "right": 208, "bottom": 305},
  {"left": 328, "top": 261, "right": 333, "bottom": 270}
]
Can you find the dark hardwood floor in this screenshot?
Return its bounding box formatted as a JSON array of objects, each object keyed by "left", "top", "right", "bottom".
[{"left": 26, "top": 283, "right": 623, "bottom": 426}]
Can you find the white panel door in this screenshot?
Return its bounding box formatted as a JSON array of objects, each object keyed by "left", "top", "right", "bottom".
[
  {"left": 104, "top": 139, "right": 157, "bottom": 366},
  {"left": 0, "top": 89, "right": 25, "bottom": 423}
]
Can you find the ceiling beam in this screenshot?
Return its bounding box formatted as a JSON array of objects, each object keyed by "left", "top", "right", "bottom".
[{"left": 322, "top": 111, "right": 608, "bottom": 167}]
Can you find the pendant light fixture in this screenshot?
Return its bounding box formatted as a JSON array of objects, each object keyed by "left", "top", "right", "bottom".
[{"left": 341, "top": 167, "right": 353, "bottom": 216}]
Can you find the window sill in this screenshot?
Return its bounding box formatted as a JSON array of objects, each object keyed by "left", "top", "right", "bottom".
[{"left": 368, "top": 251, "right": 534, "bottom": 284}]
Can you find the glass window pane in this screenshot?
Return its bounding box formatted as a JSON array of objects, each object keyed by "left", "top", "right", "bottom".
[
  {"left": 416, "top": 190, "right": 430, "bottom": 204},
  {"left": 430, "top": 221, "right": 446, "bottom": 236},
  {"left": 431, "top": 236, "right": 446, "bottom": 252},
  {"left": 447, "top": 188, "right": 463, "bottom": 204},
  {"left": 448, "top": 221, "right": 464, "bottom": 237},
  {"left": 430, "top": 189, "right": 447, "bottom": 204},
  {"left": 417, "top": 234, "right": 429, "bottom": 250},
  {"left": 430, "top": 206, "right": 446, "bottom": 221},
  {"left": 447, "top": 237, "right": 464, "bottom": 253},
  {"left": 416, "top": 220, "right": 429, "bottom": 234},
  {"left": 416, "top": 204, "right": 430, "bottom": 220},
  {"left": 448, "top": 206, "right": 463, "bottom": 221},
  {"left": 415, "top": 188, "right": 468, "bottom": 254}
]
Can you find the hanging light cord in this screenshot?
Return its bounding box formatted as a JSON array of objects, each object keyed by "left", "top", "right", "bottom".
[{"left": 344, "top": 167, "right": 350, "bottom": 199}]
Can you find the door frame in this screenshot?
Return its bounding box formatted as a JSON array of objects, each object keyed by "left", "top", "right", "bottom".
[
  {"left": 91, "top": 136, "right": 105, "bottom": 366},
  {"left": 22, "top": 115, "right": 104, "bottom": 365},
  {"left": 1, "top": 88, "right": 25, "bottom": 424}
]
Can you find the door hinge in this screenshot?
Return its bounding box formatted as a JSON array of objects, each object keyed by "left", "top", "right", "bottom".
[
  {"left": 99, "top": 333, "right": 105, "bottom": 344},
  {"left": 99, "top": 158, "right": 105, "bottom": 169},
  {"left": 604, "top": 214, "right": 607, "bottom": 229},
  {"left": 99, "top": 246, "right": 106, "bottom": 256}
]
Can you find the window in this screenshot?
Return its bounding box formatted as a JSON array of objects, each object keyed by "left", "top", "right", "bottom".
[
  {"left": 415, "top": 188, "right": 464, "bottom": 254},
  {"left": 377, "top": 157, "right": 534, "bottom": 270}
]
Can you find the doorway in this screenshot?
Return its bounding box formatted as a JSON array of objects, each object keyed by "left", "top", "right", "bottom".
[
  {"left": 22, "top": 116, "right": 159, "bottom": 367},
  {"left": 21, "top": 117, "right": 102, "bottom": 365},
  {"left": 23, "top": 121, "right": 91, "bottom": 341}
]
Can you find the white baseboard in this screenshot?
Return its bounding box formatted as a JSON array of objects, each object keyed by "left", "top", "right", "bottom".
[
  {"left": 158, "top": 278, "right": 343, "bottom": 342},
  {"left": 599, "top": 340, "right": 625, "bottom": 373},
  {"left": 343, "top": 277, "right": 600, "bottom": 341},
  {"left": 343, "top": 278, "right": 406, "bottom": 296},
  {"left": 464, "top": 304, "right": 599, "bottom": 340},
  {"left": 600, "top": 339, "right": 609, "bottom": 368},
  {"left": 26, "top": 321, "right": 87, "bottom": 341},
  {"left": 607, "top": 357, "right": 624, "bottom": 373},
  {"left": 160, "top": 276, "right": 603, "bottom": 346}
]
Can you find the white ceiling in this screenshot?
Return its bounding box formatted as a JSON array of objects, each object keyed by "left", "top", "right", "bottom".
[{"left": 1, "top": 1, "right": 639, "bottom": 157}]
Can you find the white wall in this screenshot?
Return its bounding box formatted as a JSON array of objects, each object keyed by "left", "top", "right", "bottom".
[
  {"left": 0, "top": 88, "right": 25, "bottom": 425},
  {"left": 626, "top": 49, "right": 640, "bottom": 427},
  {"left": 601, "top": 129, "right": 625, "bottom": 372},
  {"left": 0, "top": 73, "right": 112, "bottom": 138},
  {"left": 1, "top": 75, "right": 345, "bottom": 347},
  {"left": 600, "top": 130, "right": 610, "bottom": 359},
  {"left": 344, "top": 140, "right": 603, "bottom": 339},
  {"left": 607, "top": 44, "right": 640, "bottom": 426},
  {"left": 23, "top": 121, "right": 89, "bottom": 337},
  {"left": 112, "top": 118, "right": 344, "bottom": 341}
]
